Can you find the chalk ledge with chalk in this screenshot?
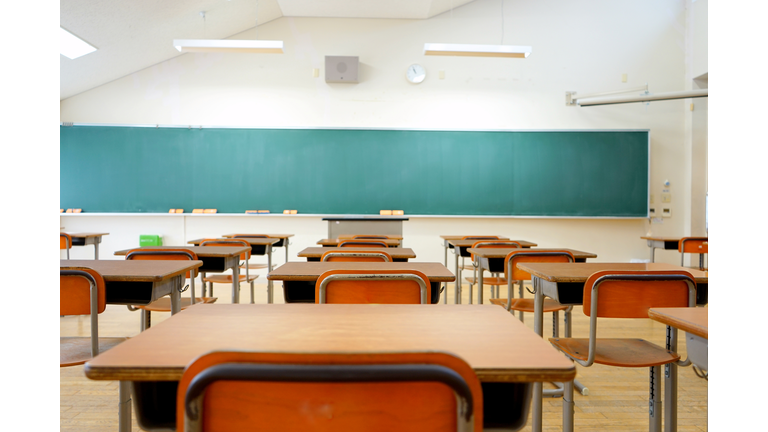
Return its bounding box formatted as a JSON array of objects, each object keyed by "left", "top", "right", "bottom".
[{"left": 379, "top": 210, "right": 404, "bottom": 215}]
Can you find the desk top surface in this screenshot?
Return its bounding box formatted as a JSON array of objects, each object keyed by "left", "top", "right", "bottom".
[
  {"left": 337, "top": 234, "right": 405, "bottom": 240},
  {"left": 648, "top": 307, "right": 708, "bottom": 339},
  {"left": 441, "top": 235, "right": 510, "bottom": 240},
  {"left": 84, "top": 304, "right": 575, "bottom": 383},
  {"left": 114, "top": 246, "right": 249, "bottom": 258},
  {"left": 222, "top": 233, "right": 294, "bottom": 239},
  {"left": 640, "top": 236, "right": 707, "bottom": 242},
  {"left": 268, "top": 262, "right": 455, "bottom": 282},
  {"left": 64, "top": 232, "right": 109, "bottom": 238},
  {"left": 447, "top": 239, "right": 538, "bottom": 248},
  {"left": 61, "top": 259, "right": 202, "bottom": 282},
  {"left": 467, "top": 248, "right": 597, "bottom": 259},
  {"left": 516, "top": 262, "right": 708, "bottom": 284},
  {"left": 298, "top": 247, "right": 416, "bottom": 259},
  {"left": 187, "top": 238, "right": 281, "bottom": 246},
  {"left": 317, "top": 238, "right": 402, "bottom": 246}
]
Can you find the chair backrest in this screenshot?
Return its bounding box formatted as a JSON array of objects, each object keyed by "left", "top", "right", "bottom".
[
  {"left": 60, "top": 233, "right": 72, "bottom": 250},
  {"left": 321, "top": 250, "right": 393, "bottom": 263},
  {"left": 678, "top": 237, "right": 708, "bottom": 254},
  {"left": 200, "top": 239, "right": 250, "bottom": 260},
  {"left": 469, "top": 240, "right": 521, "bottom": 261},
  {"left": 176, "top": 351, "right": 483, "bottom": 432},
  {"left": 504, "top": 250, "right": 575, "bottom": 282},
  {"left": 316, "top": 269, "right": 431, "bottom": 304},
  {"left": 60, "top": 267, "right": 107, "bottom": 316},
  {"left": 338, "top": 240, "right": 388, "bottom": 248},
  {"left": 125, "top": 248, "right": 200, "bottom": 278},
  {"left": 583, "top": 270, "right": 697, "bottom": 319}
]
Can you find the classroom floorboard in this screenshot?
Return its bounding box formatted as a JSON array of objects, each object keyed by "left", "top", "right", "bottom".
[{"left": 61, "top": 279, "right": 708, "bottom": 431}]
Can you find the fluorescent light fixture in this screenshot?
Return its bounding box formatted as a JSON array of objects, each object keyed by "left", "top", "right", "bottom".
[
  {"left": 173, "top": 39, "right": 284, "bottom": 54},
  {"left": 60, "top": 27, "right": 97, "bottom": 60},
  {"left": 424, "top": 43, "right": 531, "bottom": 58},
  {"left": 575, "top": 89, "right": 708, "bottom": 107}
]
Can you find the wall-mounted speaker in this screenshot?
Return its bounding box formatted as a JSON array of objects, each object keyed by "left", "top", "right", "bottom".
[{"left": 325, "top": 56, "right": 359, "bottom": 83}]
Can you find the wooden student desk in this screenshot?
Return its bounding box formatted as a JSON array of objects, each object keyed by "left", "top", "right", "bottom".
[
  {"left": 221, "top": 233, "right": 294, "bottom": 263},
  {"left": 267, "top": 262, "right": 454, "bottom": 304},
  {"left": 649, "top": 307, "right": 708, "bottom": 372},
  {"left": 63, "top": 232, "right": 109, "bottom": 259},
  {"left": 444, "top": 239, "right": 538, "bottom": 304},
  {"left": 317, "top": 238, "right": 402, "bottom": 247},
  {"left": 465, "top": 248, "right": 598, "bottom": 304},
  {"left": 298, "top": 247, "right": 416, "bottom": 262},
  {"left": 60, "top": 259, "right": 203, "bottom": 313},
  {"left": 515, "top": 262, "right": 708, "bottom": 432},
  {"left": 114, "top": 246, "right": 251, "bottom": 303},
  {"left": 187, "top": 237, "right": 281, "bottom": 301},
  {"left": 85, "top": 303, "right": 576, "bottom": 432}
]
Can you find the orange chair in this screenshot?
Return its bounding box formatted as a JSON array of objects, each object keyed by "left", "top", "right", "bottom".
[
  {"left": 60, "top": 267, "right": 127, "bottom": 367},
  {"left": 321, "top": 250, "right": 393, "bottom": 262},
  {"left": 176, "top": 351, "right": 483, "bottom": 432},
  {"left": 549, "top": 270, "right": 697, "bottom": 431},
  {"left": 229, "top": 234, "right": 272, "bottom": 272},
  {"left": 125, "top": 248, "right": 216, "bottom": 331},
  {"left": 316, "top": 269, "right": 431, "bottom": 304},
  {"left": 464, "top": 240, "right": 522, "bottom": 302},
  {"left": 60, "top": 233, "right": 72, "bottom": 259},
  {"left": 338, "top": 240, "right": 388, "bottom": 248},
  {"left": 457, "top": 236, "right": 501, "bottom": 295},
  {"left": 679, "top": 237, "right": 708, "bottom": 270},
  {"left": 200, "top": 239, "right": 258, "bottom": 303}
]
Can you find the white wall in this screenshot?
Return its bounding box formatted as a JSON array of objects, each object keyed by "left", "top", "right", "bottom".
[{"left": 60, "top": 0, "right": 701, "bottom": 266}]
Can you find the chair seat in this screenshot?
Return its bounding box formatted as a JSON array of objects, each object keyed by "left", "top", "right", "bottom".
[
  {"left": 60, "top": 337, "right": 128, "bottom": 367},
  {"left": 548, "top": 337, "right": 681, "bottom": 368},
  {"left": 136, "top": 297, "right": 218, "bottom": 312},
  {"left": 204, "top": 274, "right": 259, "bottom": 283},
  {"left": 489, "top": 298, "right": 568, "bottom": 313},
  {"left": 465, "top": 276, "right": 508, "bottom": 286},
  {"left": 241, "top": 262, "right": 269, "bottom": 270}
]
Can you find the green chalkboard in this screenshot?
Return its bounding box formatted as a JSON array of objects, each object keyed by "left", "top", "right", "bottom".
[{"left": 60, "top": 126, "right": 649, "bottom": 216}]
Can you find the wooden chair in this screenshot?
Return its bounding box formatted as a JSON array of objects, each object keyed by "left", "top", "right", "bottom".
[
  {"left": 60, "top": 267, "right": 127, "bottom": 367},
  {"left": 229, "top": 234, "right": 272, "bottom": 271},
  {"left": 60, "top": 233, "right": 72, "bottom": 259},
  {"left": 489, "top": 250, "right": 574, "bottom": 323},
  {"left": 549, "top": 270, "right": 697, "bottom": 432},
  {"left": 176, "top": 351, "right": 483, "bottom": 432},
  {"left": 125, "top": 249, "right": 216, "bottom": 331},
  {"left": 679, "top": 237, "right": 707, "bottom": 270},
  {"left": 338, "top": 240, "right": 388, "bottom": 248},
  {"left": 464, "top": 240, "right": 522, "bottom": 302},
  {"left": 321, "top": 250, "right": 393, "bottom": 262},
  {"left": 316, "top": 269, "right": 431, "bottom": 304},
  {"left": 200, "top": 239, "right": 259, "bottom": 303}
]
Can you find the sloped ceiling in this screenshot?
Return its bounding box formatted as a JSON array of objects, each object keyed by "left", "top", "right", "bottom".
[{"left": 60, "top": 0, "right": 474, "bottom": 100}]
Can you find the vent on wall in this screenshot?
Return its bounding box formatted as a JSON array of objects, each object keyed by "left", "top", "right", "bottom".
[{"left": 325, "top": 56, "right": 359, "bottom": 83}]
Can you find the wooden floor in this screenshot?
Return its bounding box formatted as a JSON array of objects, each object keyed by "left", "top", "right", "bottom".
[{"left": 61, "top": 278, "right": 708, "bottom": 431}]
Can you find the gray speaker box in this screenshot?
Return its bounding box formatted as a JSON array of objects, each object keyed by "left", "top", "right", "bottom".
[{"left": 325, "top": 56, "right": 359, "bottom": 83}]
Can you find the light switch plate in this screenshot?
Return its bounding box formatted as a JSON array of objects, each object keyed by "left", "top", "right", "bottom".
[{"left": 661, "top": 193, "right": 671, "bottom": 203}]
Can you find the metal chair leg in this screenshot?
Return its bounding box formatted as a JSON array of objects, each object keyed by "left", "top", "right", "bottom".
[
  {"left": 650, "top": 365, "right": 662, "bottom": 432},
  {"left": 250, "top": 281, "right": 255, "bottom": 304}
]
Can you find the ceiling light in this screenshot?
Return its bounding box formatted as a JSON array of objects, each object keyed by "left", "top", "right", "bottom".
[
  {"left": 60, "top": 27, "right": 97, "bottom": 60},
  {"left": 424, "top": 43, "right": 531, "bottom": 58},
  {"left": 173, "top": 39, "right": 284, "bottom": 54}
]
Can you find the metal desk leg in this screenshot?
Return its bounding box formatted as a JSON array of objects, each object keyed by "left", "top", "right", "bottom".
[
  {"left": 664, "top": 326, "right": 678, "bottom": 432},
  {"left": 563, "top": 379, "right": 575, "bottom": 432},
  {"left": 532, "top": 277, "right": 544, "bottom": 432},
  {"left": 477, "top": 266, "right": 484, "bottom": 305},
  {"left": 285, "top": 240, "right": 289, "bottom": 264},
  {"left": 454, "top": 249, "right": 460, "bottom": 304},
  {"left": 443, "top": 242, "right": 448, "bottom": 304},
  {"left": 118, "top": 381, "right": 131, "bottom": 432},
  {"left": 94, "top": 242, "right": 100, "bottom": 260},
  {"left": 170, "top": 280, "right": 181, "bottom": 315},
  {"left": 267, "top": 245, "right": 274, "bottom": 304},
  {"left": 231, "top": 264, "right": 240, "bottom": 304},
  {"left": 649, "top": 241, "right": 656, "bottom": 262}
]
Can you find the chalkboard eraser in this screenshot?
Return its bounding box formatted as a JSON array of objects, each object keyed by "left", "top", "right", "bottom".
[
  {"left": 204, "top": 209, "right": 217, "bottom": 214},
  {"left": 283, "top": 210, "right": 298, "bottom": 214},
  {"left": 246, "top": 210, "right": 259, "bottom": 214},
  {"left": 60, "top": 209, "right": 64, "bottom": 213},
  {"left": 169, "top": 209, "right": 183, "bottom": 213},
  {"left": 67, "top": 209, "right": 82, "bottom": 213},
  {"left": 66, "top": 209, "right": 73, "bottom": 213},
  {"left": 291, "top": 210, "right": 298, "bottom": 214},
  {"left": 192, "top": 209, "right": 204, "bottom": 214},
  {"left": 393, "top": 210, "right": 404, "bottom": 215},
  {"left": 380, "top": 210, "right": 393, "bottom": 215},
  {"left": 257, "top": 210, "right": 270, "bottom": 214}
]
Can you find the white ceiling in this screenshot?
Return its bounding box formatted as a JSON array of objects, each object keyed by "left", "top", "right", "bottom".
[{"left": 60, "top": 0, "right": 475, "bottom": 100}]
